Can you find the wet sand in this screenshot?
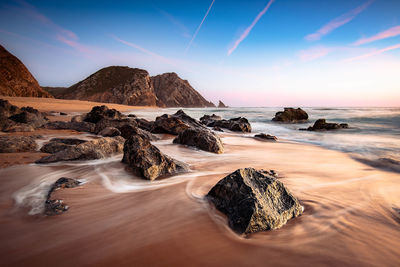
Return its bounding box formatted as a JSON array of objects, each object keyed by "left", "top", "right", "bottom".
[{"left": 1, "top": 133, "right": 400, "bottom": 266}]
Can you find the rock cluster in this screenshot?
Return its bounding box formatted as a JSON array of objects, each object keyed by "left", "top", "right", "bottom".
[
  {"left": 200, "top": 114, "right": 251, "bottom": 133},
  {"left": 272, "top": 108, "right": 308, "bottom": 123},
  {"left": 206, "top": 168, "right": 303, "bottom": 234},
  {"left": 301, "top": 119, "right": 349, "bottom": 131}
]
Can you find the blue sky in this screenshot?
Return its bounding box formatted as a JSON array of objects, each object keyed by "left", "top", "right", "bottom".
[{"left": 1, "top": 0, "right": 400, "bottom": 106}]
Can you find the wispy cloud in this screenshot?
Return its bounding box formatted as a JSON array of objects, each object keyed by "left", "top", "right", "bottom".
[
  {"left": 185, "top": 0, "right": 215, "bottom": 53},
  {"left": 344, "top": 43, "right": 400, "bottom": 62},
  {"left": 305, "top": 0, "right": 374, "bottom": 41},
  {"left": 159, "top": 10, "right": 191, "bottom": 38},
  {"left": 353, "top": 25, "right": 400, "bottom": 46},
  {"left": 298, "top": 46, "right": 333, "bottom": 62},
  {"left": 227, "top": 0, "right": 275, "bottom": 56}
]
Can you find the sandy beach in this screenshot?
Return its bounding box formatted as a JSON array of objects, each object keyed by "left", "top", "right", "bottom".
[{"left": 0, "top": 99, "right": 399, "bottom": 267}]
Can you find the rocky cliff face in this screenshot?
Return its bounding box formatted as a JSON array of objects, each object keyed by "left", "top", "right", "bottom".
[
  {"left": 218, "top": 100, "right": 227, "bottom": 108},
  {"left": 60, "top": 66, "right": 158, "bottom": 106},
  {"left": 0, "top": 45, "right": 52, "bottom": 98},
  {"left": 151, "top": 72, "right": 215, "bottom": 108}
]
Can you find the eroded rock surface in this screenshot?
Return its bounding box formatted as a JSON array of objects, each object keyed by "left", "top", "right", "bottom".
[
  {"left": 272, "top": 108, "right": 308, "bottom": 123},
  {"left": 0, "top": 136, "right": 38, "bottom": 153},
  {"left": 173, "top": 128, "right": 224, "bottom": 154}
]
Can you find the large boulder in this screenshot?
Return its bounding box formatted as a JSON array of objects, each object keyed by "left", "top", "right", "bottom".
[
  {"left": 93, "top": 118, "right": 136, "bottom": 134},
  {"left": 45, "top": 177, "right": 81, "bottom": 216},
  {"left": 40, "top": 138, "right": 87, "bottom": 154},
  {"left": 122, "top": 134, "right": 188, "bottom": 180},
  {"left": 301, "top": 119, "right": 349, "bottom": 131},
  {"left": 83, "top": 105, "right": 125, "bottom": 124},
  {"left": 151, "top": 110, "right": 205, "bottom": 135},
  {"left": 272, "top": 108, "right": 308, "bottom": 123},
  {"left": 173, "top": 128, "right": 224, "bottom": 154},
  {"left": 206, "top": 168, "right": 303, "bottom": 234},
  {"left": 200, "top": 114, "right": 222, "bottom": 125},
  {"left": 119, "top": 124, "right": 158, "bottom": 141},
  {"left": 36, "top": 136, "right": 124, "bottom": 163},
  {"left": 207, "top": 117, "right": 251, "bottom": 133},
  {"left": 8, "top": 106, "right": 48, "bottom": 128},
  {"left": 0, "top": 136, "right": 38, "bottom": 153}
]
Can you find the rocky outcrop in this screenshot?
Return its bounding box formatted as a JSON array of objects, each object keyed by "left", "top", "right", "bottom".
[
  {"left": 119, "top": 124, "right": 158, "bottom": 141},
  {"left": 122, "top": 134, "right": 188, "bottom": 180},
  {"left": 218, "top": 100, "right": 227, "bottom": 108},
  {"left": 301, "top": 119, "right": 349, "bottom": 131},
  {"left": 40, "top": 138, "right": 87, "bottom": 154},
  {"left": 207, "top": 168, "right": 303, "bottom": 234},
  {"left": 0, "top": 136, "right": 38, "bottom": 153},
  {"left": 83, "top": 105, "right": 125, "bottom": 124},
  {"left": 203, "top": 116, "right": 251, "bottom": 133},
  {"left": 57, "top": 66, "right": 158, "bottom": 106},
  {"left": 200, "top": 114, "right": 221, "bottom": 125},
  {"left": 151, "top": 72, "right": 215, "bottom": 107},
  {"left": 151, "top": 110, "right": 205, "bottom": 135},
  {"left": 272, "top": 108, "right": 308, "bottom": 123},
  {"left": 0, "top": 45, "right": 52, "bottom": 97},
  {"left": 45, "top": 177, "right": 81, "bottom": 216},
  {"left": 254, "top": 133, "right": 277, "bottom": 141},
  {"left": 0, "top": 99, "right": 20, "bottom": 118},
  {"left": 8, "top": 107, "right": 48, "bottom": 128},
  {"left": 173, "top": 128, "right": 224, "bottom": 154},
  {"left": 36, "top": 136, "right": 124, "bottom": 164}
]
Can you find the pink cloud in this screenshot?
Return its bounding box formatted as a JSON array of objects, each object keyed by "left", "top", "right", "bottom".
[
  {"left": 305, "top": 0, "right": 374, "bottom": 41},
  {"left": 353, "top": 25, "right": 400, "bottom": 46},
  {"left": 227, "top": 0, "right": 275, "bottom": 56},
  {"left": 344, "top": 43, "right": 400, "bottom": 62},
  {"left": 298, "top": 46, "right": 333, "bottom": 61},
  {"left": 185, "top": 0, "right": 215, "bottom": 53}
]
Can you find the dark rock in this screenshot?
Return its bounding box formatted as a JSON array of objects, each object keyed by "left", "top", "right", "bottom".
[
  {"left": 173, "top": 128, "right": 224, "bottom": 154},
  {"left": 0, "top": 99, "right": 20, "bottom": 118},
  {"left": 209, "top": 117, "right": 251, "bottom": 133},
  {"left": 8, "top": 106, "right": 48, "bottom": 128},
  {"left": 84, "top": 105, "right": 124, "bottom": 124},
  {"left": 0, "top": 136, "right": 38, "bottom": 153},
  {"left": 218, "top": 100, "right": 227, "bottom": 108},
  {"left": 206, "top": 168, "right": 303, "bottom": 234},
  {"left": 134, "top": 118, "right": 154, "bottom": 131},
  {"left": 303, "top": 119, "right": 349, "bottom": 131},
  {"left": 60, "top": 112, "right": 67, "bottom": 116},
  {"left": 200, "top": 114, "right": 222, "bottom": 125},
  {"left": 36, "top": 136, "right": 124, "bottom": 163},
  {"left": 254, "top": 133, "right": 277, "bottom": 141},
  {"left": 40, "top": 138, "right": 87, "bottom": 154},
  {"left": 272, "top": 108, "right": 308, "bottom": 123},
  {"left": 151, "top": 109, "right": 205, "bottom": 135},
  {"left": 119, "top": 124, "right": 159, "bottom": 141},
  {"left": 127, "top": 114, "right": 136, "bottom": 118},
  {"left": 44, "top": 121, "right": 96, "bottom": 133},
  {"left": 45, "top": 177, "right": 81, "bottom": 216},
  {"left": 122, "top": 134, "right": 188, "bottom": 180},
  {"left": 2, "top": 122, "right": 35, "bottom": 132},
  {"left": 93, "top": 118, "right": 136, "bottom": 134},
  {"left": 212, "top": 126, "right": 223, "bottom": 132},
  {"left": 98, "top": 127, "right": 121, "bottom": 137},
  {"left": 49, "top": 138, "right": 87, "bottom": 145}
]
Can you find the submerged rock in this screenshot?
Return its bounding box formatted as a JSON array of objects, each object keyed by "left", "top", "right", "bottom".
[
  {"left": 0, "top": 136, "right": 38, "bottom": 153},
  {"left": 254, "top": 133, "right": 277, "bottom": 141},
  {"left": 206, "top": 168, "right": 303, "bottom": 234},
  {"left": 122, "top": 134, "right": 188, "bottom": 180},
  {"left": 272, "top": 108, "right": 308, "bottom": 123},
  {"left": 301, "top": 119, "right": 349, "bottom": 131},
  {"left": 173, "top": 128, "right": 224, "bottom": 154},
  {"left": 36, "top": 136, "right": 124, "bottom": 163},
  {"left": 45, "top": 177, "right": 81, "bottom": 216}
]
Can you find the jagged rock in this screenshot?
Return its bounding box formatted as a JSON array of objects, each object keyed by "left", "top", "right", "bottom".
[
  {"left": 151, "top": 72, "right": 215, "bottom": 107},
  {"left": 36, "top": 136, "right": 124, "bottom": 163},
  {"left": 122, "top": 134, "right": 188, "bottom": 180},
  {"left": 218, "top": 100, "right": 227, "bottom": 108},
  {"left": 272, "top": 108, "right": 308, "bottom": 123},
  {"left": 8, "top": 106, "right": 48, "bottom": 128},
  {"left": 0, "top": 45, "right": 53, "bottom": 97},
  {"left": 119, "top": 124, "right": 159, "bottom": 141},
  {"left": 98, "top": 127, "right": 121, "bottom": 137},
  {"left": 301, "top": 119, "right": 349, "bottom": 131},
  {"left": 206, "top": 168, "right": 303, "bottom": 234},
  {"left": 93, "top": 118, "right": 136, "bottom": 134},
  {"left": 0, "top": 136, "right": 38, "bottom": 153},
  {"left": 208, "top": 117, "right": 251, "bottom": 133},
  {"left": 254, "top": 133, "right": 277, "bottom": 141},
  {"left": 173, "top": 128, "right": 224, "bottom": 154},
  {"left": 151, "top": 110, "right": 205, "bottom": 135},
  {"left": 40, "top": 138, "right": 87, "bottom": 154},
  {"left": 44, "top": 121, "right": 96, "bottom": 133},
  {"left": 0, "top": 99, "right": 20, "bottom": 118},
  {"left": 45, "top": 177, "right": 81, "bottom": 216},
  {"left": 134, "top": 118, "right": 154, "bottom": 132},
  {"left": 83, "top": 105, "right": 125, "bottom": 124},
  {"left": 55, "top": 66, "right": 158, "bottom": 106},
  {"left": 212, "top": 126, "right": 223, "bottom": 132},
  {"left": 200, "top": 114, "right": 222, "bottom": 125}
]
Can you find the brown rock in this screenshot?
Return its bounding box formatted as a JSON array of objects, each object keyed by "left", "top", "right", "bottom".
[
  {"left": 173, "top": 128, "right": 224, "bottom": 154},
  {"left": 254, "top": 133, "right": 277, "bottom": 141},
  {"left": 0, "top": 136, "right": 38, "bottom": 153},
  {"left": 272, "top": 108, "right": 308, "bottom": 123},
  {"left": 302, "top": 119, "right": 349, "bottom": 131}
]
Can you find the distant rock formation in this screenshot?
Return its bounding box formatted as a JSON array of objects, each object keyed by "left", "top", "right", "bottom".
[
  {"left": 218, "top": 100, "right": 227, "bottom": 108},
  {"left": 151, "top": 72, "right": 215, "bottom": 107},
  {"left": 0, "top": 44, "right": 52, "bottom": 98},
  {"left": 300, "top": 119, "right": 349, "bottom": 131},
  {"left": 272, "top": 108, "right": 308, "bottom": 123}
]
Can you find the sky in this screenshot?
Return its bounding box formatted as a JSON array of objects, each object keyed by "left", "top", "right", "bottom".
[{"left": 0, "top": 0, "right": 400, "bottom": 107}]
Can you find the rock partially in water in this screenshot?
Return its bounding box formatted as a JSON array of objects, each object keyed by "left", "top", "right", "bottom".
[
  {"left": 272, "top": 108, "right": 308, "bottom": 123},
  {"left": 134, "top": 118, "right": 154, "bottom": 132},
  {"left": 119, "top": 124, "right": 159, "bottom": 141},
  {"left": 254, "top": 133, "right": 277, "bottom": 141},
  {"left": 45, "top": 177, "right": 81, "bottom": 216},
  {"left": 36, "top": 136, "right": 124, "bottom": 163},
  {"left": 94, "top": 118, "right": 137, "bottom": 134},
  {"left": 301, "top": 119, "right": 349, "bottom": 131},
  {"left": 98, "top": 127, "right": 121, "bottom": 137},
  {"left": 83, "top": 105, "right": 125, "bottom": 124},
  {"left": 173, "top": 128, "right": 224, "bottom": 154},
  {"left": 151, "top": 110, "right": 205, "bottom": 135},
  {"left": 200, "top": 114, "right": 222, "bottom": 125},
  {"left": 206, "top": 168, "right": 303, "bottom": 234},
  {"left": 207, "top": 117, "right": 251, "bottom": 133},
  {"left": 212, "top": 126, "right": 223, "bottom": 132},
  {"left": 0, "top": 136, "right": 38, "bottom": 153},
  {"left": 40, "top": 138, "right": 87, "bottom": 154},
  {"left": 122, "top": 134, "right": 188, "bottom": 180}
]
